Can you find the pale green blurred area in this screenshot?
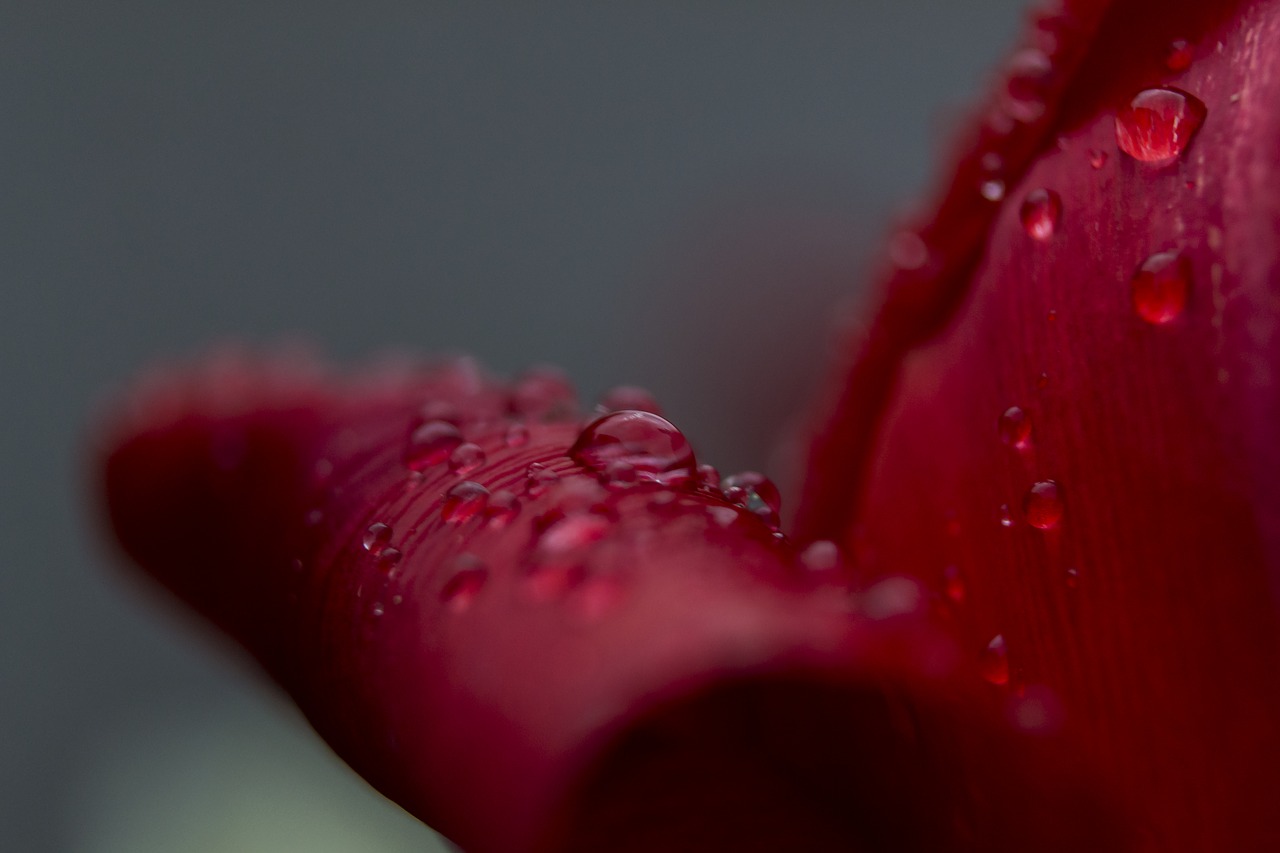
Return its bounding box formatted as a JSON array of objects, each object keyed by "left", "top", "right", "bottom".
[{"left": 70, "top": 693, "right": 451, "bottom": 853}]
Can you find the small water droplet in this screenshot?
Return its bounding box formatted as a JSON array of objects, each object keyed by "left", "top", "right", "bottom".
[
  {"left": 696, "top": 463, "right": 721, "bottom": 490},
  {"left": 598, "top": 385, "right": 663, "bottom": 415},
  {"left": 406, "top": 420, "right": 464, "bottom": 471},
  {"left": 538, "top": 513, "right": 611, "bottom": 554},
  {"left": 600, "top": 459, "right": 639, "bottom": 489},
  {"left": 483, "top": 489, "right": 521, "bottom": 528},
  {"left": 799, "top": 540, "right": 840, "bottom": 573},
  {"left": 448, "top": 442, "right": 486, "bottom": 476},
  {"left": 998, "top": 504, "right": 1015, "bottom": 528},
  {"left": 1065, "top": 567, "right": 1079, "bottom": 589},
  {"left": 525, "top": 462, "right": 560, "bottom": 497},
  {"left": 980, "top": 179, "right": 1006, "bottom": 202},
  {"left": 1088, "top": 148, "right": 1108, "bottom": 169},
  {"left": 569, "top": 411, "right": 696, "bottom": 479},
  {"left": 371, "top": 602, "right": 386, "bottom": 618},
  {"left": 376, "top": 547, "right": 402, "bottom": 574},
  {"left": 442, "top": 481, "right": 490, "bottom": 524},
  {"left": 722, "top": 471, "right": 782, "bottom": 528},
  {"left": 440, "top": 556, "right": 488, "bottom": 613},
  {"left": 1132, "top": 250, "right": 1190, "bottom": 324},
  {"left": 1019, "top": 188, "right": 1062, "bottom": 241},
  {"left": 1165, "top": 39, "right": 1193, "bottom": 72},
  {"left": 1024, "top": 480, "right": 1064, "bottom": 530},
  {"left": 1035, "top": 372, "right": 1050, "bottom": 390},
  {"left": 363, "top": 522, "right": 392, "bottom": 555},
  {"left": 504, "top": 422, "right": 530, "bottom": 448},
  {"left": 980, "top": 634, "right": 1010, "bottom": 685},
  {"left": 943, "top": 565, "right": 966, "bottom": 604},
  {"left": 1115, "top": 87, "right": 1206, "bottom": 164},
  {"left": 998, "top": 406, "right": 1032, "bottom": 448}
]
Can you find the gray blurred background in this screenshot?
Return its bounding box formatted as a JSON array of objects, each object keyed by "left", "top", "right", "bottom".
[{"left": 1, "top": 2, "right": 1026, "bottom": 849}]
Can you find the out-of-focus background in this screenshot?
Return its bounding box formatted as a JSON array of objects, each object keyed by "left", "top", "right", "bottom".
[{"left": 1, "top": 3, "right": 1027, "bottom": 850}]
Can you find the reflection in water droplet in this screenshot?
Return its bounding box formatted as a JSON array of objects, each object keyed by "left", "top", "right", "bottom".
[
  {"left": 1019, "top": 189, "right": 1062, "bottom": 241},
  {"left": 406, "top": 420, "right": 464, "bottom": 471},
  {"left": 980, "top": 634, "right": 1010, "bottom": 685},
  {"left": 1115, "top": 87, "right": 1206, "bottom": 164},
  {"left": 440, "top": 556, "right": 488, "bottom": 613},
  {"left": 598, "top": 385, "right": 662, "bottom": 416},
  {"left": 363, "top": 522, "right": 392, "bottom": 554},
  {"left": 483, "top": 490, "right": 521, "bottom": 528},
  {"left": 448, "top": 442, "right": 486, "bottom": 476},
  {"left": 1024, "top": 480, "right": 1064, "bottom": 530},
  {"left": 998, "top": 406, "right": 1032, "bottom": 448},
  {"left": 442, "top": 481, "right": 490, "bottom": 524},
  {"left": 1132, "top": 250, "right": 1190, "bottom": 324},
  {"left": 569, "top": 411, "right": 695, "bottom": 479}
]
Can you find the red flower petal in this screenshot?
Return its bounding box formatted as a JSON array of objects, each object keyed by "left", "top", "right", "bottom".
[
  {"left": 100, "top": 351, "right": 1118, "bottom": 850},
  {"left": 802, "top": 0, "right": 1280, "bottom": 848}
]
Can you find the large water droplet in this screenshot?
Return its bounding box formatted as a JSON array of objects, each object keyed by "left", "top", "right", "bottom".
[
  {"left": 1024, "top": 480, "right": 1064, "bottom": 530},
  {"left": 440, "top": 556, "right": 488, "bottom": 613},
  {"left": 1115, "top": 88, "right": 1206, "bottom": 164},
  {"left": 598, "top": 385, "right": 663, "bottom": 416},
  {"left": 483, "top": 489, "right": 521, "bottom": 528},
  {"left": 448, "top": 442, "right": 486, "bottom": 476},
  {"left": 1132, "top": 250, "right": 1190, "bottom": 324},
  {"left": 980, "top": 634, "right": 1010, "bottom": 685},
  {"left": 998, "top": 406, "right": 1032, "bottom": 448},
  {"left": 569, "top": 411, "right": 695, "bottom": 479},
  {"left": 442, "top": 481, "right": 490, "bottom": 524},
  {"left": 362, "top": 522, "right": 392, "bottom": 555},
  {"left": 1019, "top": 189, "right": 1061, "bottom": 241},
  {"left": 722, "top": 472, "right": 782, "bottom": 528},
  {"left": 406, "top": 420, "right": 463, "bottom": 471}
]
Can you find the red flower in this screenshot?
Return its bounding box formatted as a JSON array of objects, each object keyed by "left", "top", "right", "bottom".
[{"left": 98, "top": 1, "right": 1280, "bottom": 849}]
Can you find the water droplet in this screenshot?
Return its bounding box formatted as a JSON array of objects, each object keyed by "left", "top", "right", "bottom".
[
  {"left": 980, "top": 634, "right": 1010, "bottom": 685},
  {"left": 406, "top": 420, "right": 463, "bottom": 471},
  {"left": 998, "top": 406, "right": 1032, "bottom": 449},
  {"left": 943, "top": 565, "right": 966, "bottom": 604},
  {"left": 569, "top": 411, "right": 696, "bottom": 479},
  {"left": 722, "top": 472, "right": 782, "bottom": 527},
  {"left": 1024, "top": 480, "right": 1064, "bottom": 530},
  {"left": 1003, "top": 48, "right": 1052, "bottom": 122},
  {"left": 1132, "top": 250, "right": 1190, "bottom": 324},
  {"left": 524, "top": 462, "right": 560, "bottom": 497},
  {"left": 799, "top": 540, "right": 840, "bottom": 573},
  {"left": 1115, "top": 88, "right": 1206, "bottom": 164},
  {"left": 376, "top": 547, "right": 402, "bottom": 574},
  {"left": 362, "top": 522, "right": 392, "bottom": 554},
  {"left": 483, "top": 489, "right": 521, "bottom": 528},
  {"left": 448, "top": 442, "right": 486, "bottom": 476},
  {"left": 509, "top": 366, "right": 577, "bottom": 420},
  {"left": 1065, "top": 567, "right": 1079, "bottom": 589},
  {"left": 504, "top": 422, "right": 530, "bottom": 448},
  {"left": 861, "top": 577, "right": 926, "bottom": 620},
  {"left": 1089, "top": 149, "right": 1108, "bottom": 169},
  {"left": 998, "top": 504, "right": 1015, "bottom": 528},
  {"left": 598, "top": 385, "right": 663, "bottom": 416},
  {"left": 1019, "top": 189, "right": 1062, "bottom": 241},
  {"left": 440, "top": 556, "right": 488, "bottom": 613},
  {"left": 1006, "top": 685, "right": 1064, "bottom": 734},
  {"left": 1165, "top": 39, "right": 1193, "bottom": 72},
  {"left": 696, "top": 463, "right": 721, "bottom": 490},
  {"left": 442, "top": 481, "right": 490, "bottom": 524},
  {"left": 1035, "top": 372, "right": 1050, "bottom": 390},
  {"left": 888, "top": 230, "right": 929, "bottom": 271},
  {"left": 980, "top": 179, "right": 1006, "bottom": 202},
  {"left": 371, "top": 601, "right": 385, "bottom": 618}
]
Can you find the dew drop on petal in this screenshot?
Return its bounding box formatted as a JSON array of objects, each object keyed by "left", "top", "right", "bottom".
[
  {"left": 504, "top": 422, "right": 530, "bottom": 448},
  {"left": 448, "top": 442, "right": 486, "bottom": 476},
  {"left": 1019, "top": 188, "right": 1061, "bottom": 241},
  {"left": 722, "top": 472, "right": 782, "bottom": 517},
  {"left": 1024, "top": 480, "right": 1064, "bottom": 530},
  {"left": 362, "top": 522, "right": 392, "bottom": 555},
  {"left": 524, "top": 462, "right": 560, "bottom": 497},
  {"left": 375, "top": 547, "right": 402, "bottom": 574},
  {"left": 1065, "top": 567, "right": 1080, "bottom": 589},
  {"left": 998, "top": 504, "right": 1015, "bottom": 528},
  {"left": 1115, "top": 87, "right": 1206, "bottom": 164},
  {"left": 1132, "top": 250, "right": 1190, "bottom": 324},
  {"left": 442, "top": 481, "right": 490, "bottom": 524},
  {"left": 483, "top": 489, "right": 521, "bottom": 529},
  {"left": 1165, "top": 39, "right": 1193, "bottom": 72},
  {"left": 998, "top": 406, "right": 1032, "bottom": 448},
  {"left": 1089, "top": 149, "right": 1108, "bottom": 169},
  {"left": 980, "top": 634, "right": 1010, "bottom": 685},
  {"left": 406, "top": 420, "right": 463, "bottom": 471},
  {"left": 943, "top": 565, "right": 966, "bottom": 605},
  {"left": 799, "top": 540, "right": 840, "bottom": 573},
  {"left": 696, "top": 463, "right": 721, "bottom": 490},
  {"left": 440, "top": 556, "right": 488, "bottom": 613},
  {"left": 598, "top": 385, "right": 663, "bottom": 416},
  {"left": 569, "top": 411, "right": 695, "bottom": 477}
]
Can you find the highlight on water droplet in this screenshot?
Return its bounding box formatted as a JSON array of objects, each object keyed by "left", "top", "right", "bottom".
[
  {"left": 440, "top": 555, "right": 488, "bottom": 613},
  {"left": 1114, "top": 87, "right": 1206, "bottom": 164},
  {"left": 442, "top": 481, "right": 490, "bottom": 525},
  {"left": 1019, "top": 188, "right": 1061, "bottom": 242},
  {"left": 362, "top": 522, "right": 392, "bottom": 555},
  {"left": 569, "top": 411, "right": 695, "bottom": 480},
  {"left": 980, "top": 634, "right": 1010, "bottom": 685},
  {"left": 998, "top": 405, "right": 1032, "bottom": 449},
  {"left": 1024, "top": 480, "right": 1064, "bottom": 530},
  {"left": 722, "top": 471, "right": 782, "bottom": 529},
  {"left": 483, "top": 489, "right": 521, "bottom": 529},
  {"left": 598, "top": 385, "right": 663, "bottom": 416},
  {"left": 448, "top": 442, "right": 486, "bottom": 476},
  {"left": 406, "top": 420, "right": 464, "bottom": 471},
  {"left": 1132, "top": 250, "right": 1190, "bottom": 324},
  {"left": 1165, "top": 39, "right": 1193, "bottom": 72}
]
